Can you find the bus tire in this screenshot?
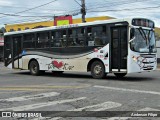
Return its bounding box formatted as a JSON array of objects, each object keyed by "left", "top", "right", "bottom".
[
  {"left": 114, "top": 73, "right": 126, "bottom": 78},
  {"left": 91, "top": 61, "right": 105, "bottom": 79},
  {"left": 29, "top": 60, "right": 41, "bottom": 76}
]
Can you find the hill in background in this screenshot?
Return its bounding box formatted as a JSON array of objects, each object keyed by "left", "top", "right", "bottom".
[{"left": 155, "top": 28, "right": 160, "bottom": 41}]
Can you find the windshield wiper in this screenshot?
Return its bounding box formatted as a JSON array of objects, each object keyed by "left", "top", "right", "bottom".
[
  {"left": 138, "top": 27, "right": 148, "bottom": 45},
  {"left": 148, "top": 29, "right": 153, "bottom": 42}
]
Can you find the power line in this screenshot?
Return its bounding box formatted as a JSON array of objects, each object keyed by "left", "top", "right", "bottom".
[
  {"left": 1, "top": 5, "right": 159, "bottom": 18},
  {"left": 1, "top": 0, "right": 159, "bottom": 26},
  {"left": 88, "top": 5, "right": 160, "bottom": 12},
  {"left": 1, "top": 7, "right": 81, "bottom": 25},
  {"left": 4, "top": 18, "right": 52, "bottom": 24},
  {"left": 1, "top": 8, "right": 81, "bottom": 25},
  {"left": 10, "top": 0, "right": 58, "bottom": 14},
  {"left": 0, "top": 0, "right": 58, "bottom": 19},
  {"left": 4, "top": 18, "right": 53, "bottom": 25},
  {"left": 0, "top": 5, "right": 68, "bottom": 12},
  {"left": 74, "top": 0, "right": 82, "bottom": 7},
  {"left": 1, "top": 0, "right": 131, "bottom": 24},
  {"left": 0, "top": 4, "right": 80, "bottom": 14},
  {"left": 0, "top": 13, "right": 55, "bottom": 18},
  {"left": 86, "top": 0, "right": 151, "bottom": 10}
]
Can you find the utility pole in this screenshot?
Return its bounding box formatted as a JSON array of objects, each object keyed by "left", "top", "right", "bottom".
[{"left": 81, "top": 0, "right": 86, "bottom": 23}]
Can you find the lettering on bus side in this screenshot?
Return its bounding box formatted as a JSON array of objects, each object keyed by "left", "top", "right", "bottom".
[
  {"left": 56, "top": 24, "right": 78, "bottom": 29},
  {"left": 47, "top": 60, "right": 74, "bottom": 71},
  {"left": 62, "top": 63, "right": 74, "bottom": 70},
  {"left": 97, "top": 55, "right": 104, "bottom": 58}
]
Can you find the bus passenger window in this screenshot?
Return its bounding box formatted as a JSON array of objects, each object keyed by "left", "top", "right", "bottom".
[
  {"left": 77, "top": 28, "right": 85, "bottom": 46},
  {"left": 68, "top": 29, "right": 74, "bottom": 47},
  {"left": 92, "top": 26, "right": 108, "bottom": 46},
  {"left": 61, "top": 30, "right": 67, "bottom": 47},
  {"left": 51, "top": 30, "right": 66, "bottom": 48},
  {"left": 23, "top": 34, "right": 36, "bottom": 48},
  {"left": 51, "top": 31, "right": 61, "bottom": 47},
  {"left": 36, "top": 32, "right": 49, "bottom": 48},
  {"left": 68, "top": 28, "right": 85, "bottom": 47},
  {"left": 51, "top": 35, "right": 54, "bottom": 47},
  {"left": 87, "top": 27, "right": 91, "bottom": 33},
  {"left": 55, "top": 32, "right": 61, "bottom": 47},
  {"left": 101, "top": 32, "right": 108, "bottom": 45}
]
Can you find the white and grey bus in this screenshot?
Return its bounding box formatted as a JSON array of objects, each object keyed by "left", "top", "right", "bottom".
[{"left": 4, "top": 18, "right": 157, "bottom": 78}]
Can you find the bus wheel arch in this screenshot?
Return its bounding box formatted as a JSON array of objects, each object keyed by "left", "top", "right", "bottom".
[
  {"left": 87, "top": 58, "right": 106, "bottom": 79},
  {"left": 28, "top": 59, "right": 41, "bottom": 76}
]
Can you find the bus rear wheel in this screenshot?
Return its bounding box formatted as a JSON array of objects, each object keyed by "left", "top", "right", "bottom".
[
  {"left": 29, "top": 60, "right": 41, "bottom": 76},
  {"left": 114, "top": 73, "right": 126, "bottom": 78},
  {"left": 91, "top": 61, "right": 105, "bottom": 79}
]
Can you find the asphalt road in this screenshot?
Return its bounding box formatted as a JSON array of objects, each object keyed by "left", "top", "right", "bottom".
[{"left": 0, "top": 62, "right": 160, "bottom": 120}]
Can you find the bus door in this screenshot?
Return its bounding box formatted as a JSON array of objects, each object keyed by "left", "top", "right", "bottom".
[
  {"left": 12, "top": 36, "right": 22, "bottom": 69},
  {"left": 4, "top": 36, "right": 11, "bottom": 67},
  {"left": 111, "top": 26, "right": 128, "bottom": 72}
]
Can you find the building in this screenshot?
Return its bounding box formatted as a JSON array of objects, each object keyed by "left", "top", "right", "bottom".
[{"left": 5, "top": 16, "right": 114, "bottom": 32}]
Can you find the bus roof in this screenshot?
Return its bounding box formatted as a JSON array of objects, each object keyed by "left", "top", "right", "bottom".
[{"left": 4, "top": 18, "right": 153, "bottom": 36}]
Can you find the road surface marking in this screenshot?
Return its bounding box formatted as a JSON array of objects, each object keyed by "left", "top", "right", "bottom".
[
  {"left": 0, "top": 91, "right": 15, "bottom": 93},
  {"left": 94, "top": 85, "right": 160, "bottom": 95},
  {"left": 138, "top": 107, "right": 160, "bottom": 111},
  {"left": 0, "top": 88, "right": 44, "bottom": 91},
  {"left": 0, "top": 85, "right": 90, "bottom": 91},
  {"left": 0, "top": 97, "right": 86, "bottom": 111},
  {"left": 107, "top": 117, "right": 159, "bottom": 120},
  {"left": 42, "top": 101, "right": 122, "bottom": 120},
  {"left": 106, "top": 117, "right": 132, "bottom": 120},
  {"left": 0, "top": 92, "right": 59, "bottom": 102},
  {"left": 70, "top": 101, "right": 121, "bottom": 111}
]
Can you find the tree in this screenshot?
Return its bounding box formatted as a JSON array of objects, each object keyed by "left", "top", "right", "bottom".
[{"left": 0, "top": 27, "right": 6, "bottom": 33}]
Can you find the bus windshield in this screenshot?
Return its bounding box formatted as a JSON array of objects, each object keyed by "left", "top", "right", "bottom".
[{"left": 130, "top": 28, "right": 156, "bottom": 53}]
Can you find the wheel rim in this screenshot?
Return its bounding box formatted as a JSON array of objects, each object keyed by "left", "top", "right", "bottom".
[
  {"left": 32, "top": 64, "right": 37, "bottom": 73},
  {"left": 94, "top": 65, "right": 102, "bottom": 76}
]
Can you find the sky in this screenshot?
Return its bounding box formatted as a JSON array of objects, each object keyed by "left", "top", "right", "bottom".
[{"left": 0, "top": 0, "right": 160, "bottom": 28}]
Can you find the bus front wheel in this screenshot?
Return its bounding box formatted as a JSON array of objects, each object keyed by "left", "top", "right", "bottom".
[
  {"left": 114, "top": 73, "right": 126, "bottom": 78},
  {"left": 29, "top": 60, "right": 41, "bottom": 76},
  {"left": 91, "top": 61, "right": 105, "bottom": 79}
]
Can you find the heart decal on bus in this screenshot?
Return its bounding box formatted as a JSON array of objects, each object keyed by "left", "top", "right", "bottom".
[{"left": 52, "top": 60, "right": 64, "bottom": 69}]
